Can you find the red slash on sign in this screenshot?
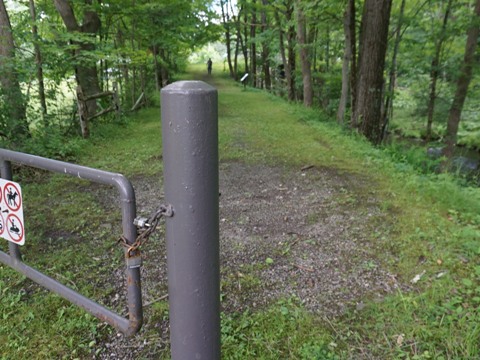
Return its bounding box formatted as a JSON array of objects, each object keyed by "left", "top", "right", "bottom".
[
  {"left": 7, "top": 214, "right": 23, "bottom": 243},
  {"left": 4, "top": 182, "right": 22, "bottom": 212},
  {"left": 0, "top": 179, "right": 25, "bottom": 245}
]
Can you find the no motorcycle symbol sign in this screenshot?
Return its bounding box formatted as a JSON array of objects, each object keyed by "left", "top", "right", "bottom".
[{"left": 0, "top": 179, "right": 25, "bottom": 245}]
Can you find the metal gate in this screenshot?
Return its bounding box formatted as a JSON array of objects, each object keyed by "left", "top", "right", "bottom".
[{"left": 0, "top": 148, "right": 143, "bottom": 336}]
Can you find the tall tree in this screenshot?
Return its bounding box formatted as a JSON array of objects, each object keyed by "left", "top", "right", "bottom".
[
  {"left": 54, "top": 0, "right": 102, "bottom": 137},
  {"left": 220, "top": 0, "right": 235, "bottom": 78},
  {"left": 337, "top": 0, "right": 355, "bottom": 124},
  {"left": 241, "top": 1, "right": 250, "bottom": 75},
  {"left": 260, "top": 0, "right": 271, "bottom": 90},
  {"left": 0, "top": 0, "right": 27, "bottom": 138},
  {"left": 274, "top": 6, "right": 290, "bottom": 95},
  {"left": 272, "top": 0, "right": 296, "bottom": 100},
  {"left": 231, "top": 1, "right": 244, "bottom": 79},
  {"left": 425, "top": 0, "right": 454, "bottom": 142},
  {"left": 443, "top": 0, "right": 480, "bottom": 158},
  {"left": 295, "top": 0, "right": 312, "bottom": 107},
  {"left": 381, "top": 0, "right": 407, "bottom": 142},
  {"left": 29, "top": 0, "right": 47, "bottom": 119},
  {"left": 285, "top": 1, "right": 296, "bottom": 101},
  {"left": 250, "top": 0, "right": 257, "bottom": 87},
  {"left": 353, "top": 0, "right": 392, "bottom": 144},
  {"left": 349, "top": 0, "right": 357, "bottom": 126}
]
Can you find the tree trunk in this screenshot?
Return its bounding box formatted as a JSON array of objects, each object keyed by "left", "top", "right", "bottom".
[
  {"left": 325, "top": 24, "right": 330, "bottom": 72},
  {"left": 234, "top": 5, "right": 248, "bottom": 76},
  {"left": 261, "top": 0, "right": 271, "bottom": 90},
  {"left": 130, "top": 0, "right": 138, "bottom": 107},
  {"left": 309, "top": 25, "right": 317, "bottom": 72},
  {"left": 54, "top": 0, "right": 101, "bottom": 136},
  {"left": 337, "top": 0, "right": 354, "bottom": 124},
  {"left": 275, "top": 9, "right": 295, "bottom": 101},
  {"left": 234, "top": 28, "right": 239, "bottom": 78},
  {"left": 250, "top": 0, "right": 257, "bottom": 87},
  {"left": 153, "top": 45, "right": 160, "bottom": 92},
  {"left": 76, "top": 85, "right": 89, "bottom": 138},
  {"left": 221, "top": 0, "right": 235, "bottom": 78},
  {"left": 426, "top": 0, "right": 453, "bottom": 142},
  {"left": 116, "top": 28, "right": 130, "bottom": 105},
  {"left": 0, "top": 0, "right": 28, "bottom": 138},
  {"left": 295, "top": 1, "right": 312, "bottom": 107},
  {"left": 274, "top": 8, "right": 289, "bottom": 97},
  {"left": 381, "top": 0, "right": 407, "bottom": 142},
  {"left": 285, "top": 1, "right": 296, "bottom": 101},
  {"left": 230, "top": 1, "right": 240, "bottom": 79},
  {"left": 349, "top": 0, "right": 357, "bottom": 127},
  {"left": 353, "top": 0, "right": 392, "bottom": 144},
  {"left": 159, "top": 48, "right": 169, "bottom": 87},
  {"left": 242, "top": 4, "right": 250, "bottom": 74},
  {"left": 443, "top": 0, "right": 480, "bottom": 158},
  {"left": 29, "top": 0, "right": 47, "bottom": 119}
]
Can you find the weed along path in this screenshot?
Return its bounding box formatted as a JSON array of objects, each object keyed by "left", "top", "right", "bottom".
[{"left": 1, "top": 70, "right": 425, "bottom": 359}]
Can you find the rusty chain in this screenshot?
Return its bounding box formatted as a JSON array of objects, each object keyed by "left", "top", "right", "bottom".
[{"left": 118, "top": 204, "right": 173, "bottom": 257}]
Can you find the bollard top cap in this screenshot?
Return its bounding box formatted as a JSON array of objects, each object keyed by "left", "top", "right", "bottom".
[{"left": 161, "top": 81, "right": 216, "bottom": 94}]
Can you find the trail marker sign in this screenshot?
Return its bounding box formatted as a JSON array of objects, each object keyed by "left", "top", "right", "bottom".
[{"left": 0, "top": 179, "right": 24, "bottom": 245}]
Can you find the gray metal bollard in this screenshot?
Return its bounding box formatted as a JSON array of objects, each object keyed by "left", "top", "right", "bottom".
[{"left": 161, "top": 81, "right": 220, "bottom": 359}]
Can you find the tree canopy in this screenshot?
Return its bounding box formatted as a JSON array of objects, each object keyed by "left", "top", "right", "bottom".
[
  {"left": 0, "top": 0, "right": 479, "bottom": 160},
  {"left": 219, "top": 0, "right": 480, "bottom": 153},
  {"left": 0, "top": 0, "right": 221, "bottom": 143}
]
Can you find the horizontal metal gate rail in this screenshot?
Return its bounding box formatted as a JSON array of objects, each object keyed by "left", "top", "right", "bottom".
[{"left": 0, "top": 149, "right": 142, "bottom": 336}]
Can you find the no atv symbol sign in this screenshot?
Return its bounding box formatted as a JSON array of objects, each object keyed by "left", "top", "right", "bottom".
[{"left": 0, "top": 179, "right": 25, "bottom": 245}]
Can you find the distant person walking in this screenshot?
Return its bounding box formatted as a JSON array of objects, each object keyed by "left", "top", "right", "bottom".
[{"left": 207, "top": 58, "right": 212, "bottom": 75}]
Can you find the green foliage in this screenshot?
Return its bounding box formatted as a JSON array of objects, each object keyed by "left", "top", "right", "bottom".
[
  {"left": 0, "top": 0, "right": 221, "bottom": 147},
  {"left": 0, "top": 271, "right": 99, "bottom": 359},
  {"left": 16, "top": 126, "right": 85, "bottom": 161},
  {"left": 341, "top": 278, "right": 480, "bottom": 359},
  {"left": 189, "top": 42, "right": 227, "bottom": 65},
  {"left": 391, "top": 74, "right": 480, "bottom": 148},
  {"left": 313, "top": 69, "right": 343, "bottom": 116},
  {"left": 222, "top": 297, "right": 342, "bottom": 359},
  {"left": 383, "top": 142, "right": 442, "bottom": 174}
]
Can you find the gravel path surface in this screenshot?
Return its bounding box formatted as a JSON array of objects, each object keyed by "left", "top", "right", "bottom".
[{"left": 95, "top": 160, "right": 400, "bottom": 359}]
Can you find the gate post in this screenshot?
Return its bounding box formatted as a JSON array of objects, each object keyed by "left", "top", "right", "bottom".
[{"left": 161, "top": 81, "right": 220, "bottom": 359}]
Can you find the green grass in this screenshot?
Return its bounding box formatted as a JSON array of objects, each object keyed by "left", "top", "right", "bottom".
[
  {"left": 78, "top": 107, "right": 163, "bottom": 176},
  {"left": 0, "top": 67, "right": 479, "bottom": 358},
  {"left": 0, "top": 174, "right": 121, "bottom": 359},
  {"left": 222, "top": 297, "right": 342, "bottom": 360},
  {"left": 0, "top": 270, "right": 100, "bottom": 359}
]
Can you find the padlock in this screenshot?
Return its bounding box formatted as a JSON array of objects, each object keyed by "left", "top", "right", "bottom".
[
  {"left": 126, "top": 254, "right": 142, "bottom": 269},
  {"left": 133, "top": 217, "right": 150, "bottom": 229}
]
